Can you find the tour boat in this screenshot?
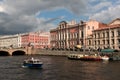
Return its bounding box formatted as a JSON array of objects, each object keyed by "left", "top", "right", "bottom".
[
  {"left": 80, "top": 55, "right": 109, "bottom": 61},
  {"left": 23, "top": 57, "right": 43, "bottom": 68},
  {"left": 68, "top": 53, "right": 109, "bottom": 61},
  {"left": 67, "top": 54, "right": 84, "bottom": 60}
]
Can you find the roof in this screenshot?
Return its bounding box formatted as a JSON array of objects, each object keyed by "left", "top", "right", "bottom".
[
  {"left": 93, "top": 24, "right": 120, "bottom": 31},
  {"left": 108, "top": 18, "right": 120, "bottom": 25},
  {"left": 101, "top": 49, "right": 119, "bottom": 53},
  {"left": 59, "top": 21, "right": 67, "bottom": 24}
]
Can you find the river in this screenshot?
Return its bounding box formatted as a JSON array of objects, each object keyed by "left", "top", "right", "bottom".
[{"left": 0, "top": 55, "right": 120, "bottom": 80}]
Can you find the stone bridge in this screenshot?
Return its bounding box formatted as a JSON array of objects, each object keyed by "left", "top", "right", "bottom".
[{"left": 0, "top": 47, "right": 36, "bottom": 56}]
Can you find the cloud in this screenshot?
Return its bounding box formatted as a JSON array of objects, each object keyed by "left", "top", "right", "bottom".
[
  {"left": 89, "top": 4, "right": 120, "bottom": 23},
  {"left": 0, "top": 0, "right": 88, "bottom": 35},
  {"left": 0, "top": 0, "right": 119, "bottom": 35}
]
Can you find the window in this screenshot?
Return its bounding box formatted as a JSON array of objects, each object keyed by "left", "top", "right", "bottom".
[
  {"left": 106, "top": 32, "right": 109, "bottom": 37},
  {"left": 98, "top": 33, "right": 100, "bottom": 38},
  {"left": 62, "top": 24, "right": 64, "bottom": 28},
  {"left": 98, "top": 40, "right": 100, "bottom": 45},
  {"left": 112, "top": 39, "right": 114, "bottom": 44},
  {"left": 81, "top": 31, "right": 84, "bottom": 38},
  {"left": 103, "top": 32, "right": 105, "bottom": 37},
  {"left": 103, "top": 40, "right": 105, "bottom": 44},
  {"left": 94, "top": 33, "right": 96, "bottom": 38},
  {"left": 118, "top": 30, "right": 120, "bottom": 36},
  {"left": 111, "top": 31, "right": 114, "bottom": 37},
  {"left": 68, "top": 33, "right": 70, "bottom": 39},
  {"left": 89, "top": 40, "right": 91, "bottom": 45},
  {"left": 95, "top": 41, "right": 96, "bottom": 45},
  {"left": 118, "top": 39, "right": 120, "bottom": 44},
  {"left": 107, "top": 40, "right": 109, "bottom": 44}
]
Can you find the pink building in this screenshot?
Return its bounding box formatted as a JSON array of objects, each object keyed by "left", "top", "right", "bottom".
[
  {"left": 21, "top": 32, "right": 50, "bottom": 49},
  {"left": 50, "top": 21, "right": 85, "bottom": 50},
  {"left": 50, "top": 19, "right": 108, "bottom": 50},
  {"left": 84, "top": 20, "right": 107, "bottom": 48}
]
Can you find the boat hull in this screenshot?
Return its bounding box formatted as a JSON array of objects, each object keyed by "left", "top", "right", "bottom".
[
  {"left": 80, "top": 57, "right": 102, "bottom": 61},
  {"left": 23, "top": 63, "right": 43, "bottom": 68}
]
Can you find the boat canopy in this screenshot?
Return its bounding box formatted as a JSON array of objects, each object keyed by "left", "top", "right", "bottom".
[
  {"left": 101, "top": 49, "right": 119, "bottom": 53},
  {"left": 75, "top": 45, "right": 82, "bottom": 49}
]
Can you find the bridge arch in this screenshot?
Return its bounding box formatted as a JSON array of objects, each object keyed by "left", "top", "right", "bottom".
[
  {"left": 12, "top": 50, "right": 26, "bottom": 56},
  {"left": 0, "top": 51, "right": 10, "bottom": 56}
]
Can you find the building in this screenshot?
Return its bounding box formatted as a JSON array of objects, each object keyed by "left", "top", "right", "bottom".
[
  {"left": 85, "top": 20, "right": 108, "bottom": 49},
  {"left": 0, "top": 31, "right": 50, "bottom": 49},
  {"left": 50, "top": 20, "right": 85, "bottom": 50},
  {"left": 91, "top": 18, "right": 120, "bottom": 50},
  {"left": 50, "top": 20, "right": 104, "bottom": 50},
  {"left": 21, "top": 31, "right": 50, "bottom": 49},
  {"left": 0, "top": 34, "right": 21, "bottom": 48}
]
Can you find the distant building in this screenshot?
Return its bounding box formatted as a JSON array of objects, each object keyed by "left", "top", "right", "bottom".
[
  {"left": 0, "top": 31, "right": 50, "bottom": 49},
  {"left": 21, "top": 31, "right": 50, "bottom": 49},
  {"left": 0, "top": 34, "right": 21, "bottom": 48}
]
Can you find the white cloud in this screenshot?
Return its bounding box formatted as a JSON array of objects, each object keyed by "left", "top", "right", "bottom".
[
  {"left": 0, "top": 6, "right": 4, "bottom": 12},
  {"left": 90, "top": 4, "right": 120, "bottom": 23},
  {"left": 0, "top": 0, "right": 88, "bottom": 35},
  {"left": 91, "top": 1, "right": 111, "bottom": 12},
  {"left": 0, "top": 0, "right": 119, "bottom": 35}
]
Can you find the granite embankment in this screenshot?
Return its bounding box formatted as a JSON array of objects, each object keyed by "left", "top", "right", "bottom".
[{"left": 35, "top": 49, "right": 92, "bottom": 56}]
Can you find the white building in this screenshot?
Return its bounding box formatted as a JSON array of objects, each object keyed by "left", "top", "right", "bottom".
[{"left": 0, "top": 34, "right": 21, "bottom": 48}]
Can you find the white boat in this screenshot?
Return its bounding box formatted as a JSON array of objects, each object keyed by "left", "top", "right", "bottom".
[
  {"left": 68, "top": 53, "right": 109, "bottom": 61},
  {"left": 23, "top": 57, "right": 43, "bottom": 68},
  {"left": 101, "top": 56, "right": 109, "bottom": 61},
  {"left": 67, "top": 54, "right": 84, "bottom": 60}
]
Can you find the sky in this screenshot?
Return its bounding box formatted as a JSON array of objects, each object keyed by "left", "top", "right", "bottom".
[{"left": 0, "top": 0, "right": 120, "bottom": 35}]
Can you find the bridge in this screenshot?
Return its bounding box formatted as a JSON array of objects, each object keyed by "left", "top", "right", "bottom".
[{"left": 0, "top": 46, "right": 35, "bottom": 56}]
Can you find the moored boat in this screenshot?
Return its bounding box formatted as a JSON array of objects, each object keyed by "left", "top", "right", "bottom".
[
  {"left": 101, "top": 56, "right": 109, "bottom": 61},
  {"left": 68, "top": 53, "right": 109, "bottom": 61},
  {"left": 23, "top": 57, "right": 43, "bottom": 68},
  {"left": 67, "top": 54, "right": 84, "bottom": 60}
]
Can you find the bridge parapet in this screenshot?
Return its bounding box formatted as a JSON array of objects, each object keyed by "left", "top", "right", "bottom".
[{"left": 0, "top": 47, "right": 35, "bottom": 55}]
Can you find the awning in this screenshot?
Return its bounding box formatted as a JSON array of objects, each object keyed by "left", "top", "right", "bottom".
[
  {"left": 75, "top": 45, "right": 82, "bottom": 49},
  {"left": 101, "top": 49, "right": 119, "bottom": 52}
]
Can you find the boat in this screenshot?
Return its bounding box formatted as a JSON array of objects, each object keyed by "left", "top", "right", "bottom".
[
  {"left": 100, "top": 49, "right": 120, "bottom": 61},
  {"left": 80, "top": 54, "right": 109, "bottom": 61},
  {"left": 67, "top": 53, "right": 109, "bottom": 61},
  {"left": 67, "top": 54, "right": 84, "bottom": 60},
  {"left": 101, "top": 56, "right": 109, "bottom": 61},
  {"left": 22, "top": 57, "right": 43, "bottom": 68}
]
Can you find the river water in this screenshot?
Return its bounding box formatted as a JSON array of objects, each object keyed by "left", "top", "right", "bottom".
[{"left": 0, "top": 55, "right": 120, "bottom": 80}]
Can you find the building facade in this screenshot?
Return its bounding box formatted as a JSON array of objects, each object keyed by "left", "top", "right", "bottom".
[
  {"left": 85, "top": 20, "right": 108, "bottom": 49},
  {"left": 0, "top": 34, "right": 21, "bottom": 48},
  {"left": 21, "top": 31, "right": 50, "bottom": 49},
  {"left": 50, "top": 21, "right": 85, "bottom": 50},
  {"left": 91, "top": 18, "right": 120, "bottom": 50},
  {"left": 0, "top": 31, "right": 50, "bottom": 49},
  {"left": 50, "top": 20, "right": 104, "bottom": 50}
]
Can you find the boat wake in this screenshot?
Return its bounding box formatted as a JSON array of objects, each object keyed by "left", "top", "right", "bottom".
[{"left": 21, "top": 65, "right": 28, "bottom": 68}]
